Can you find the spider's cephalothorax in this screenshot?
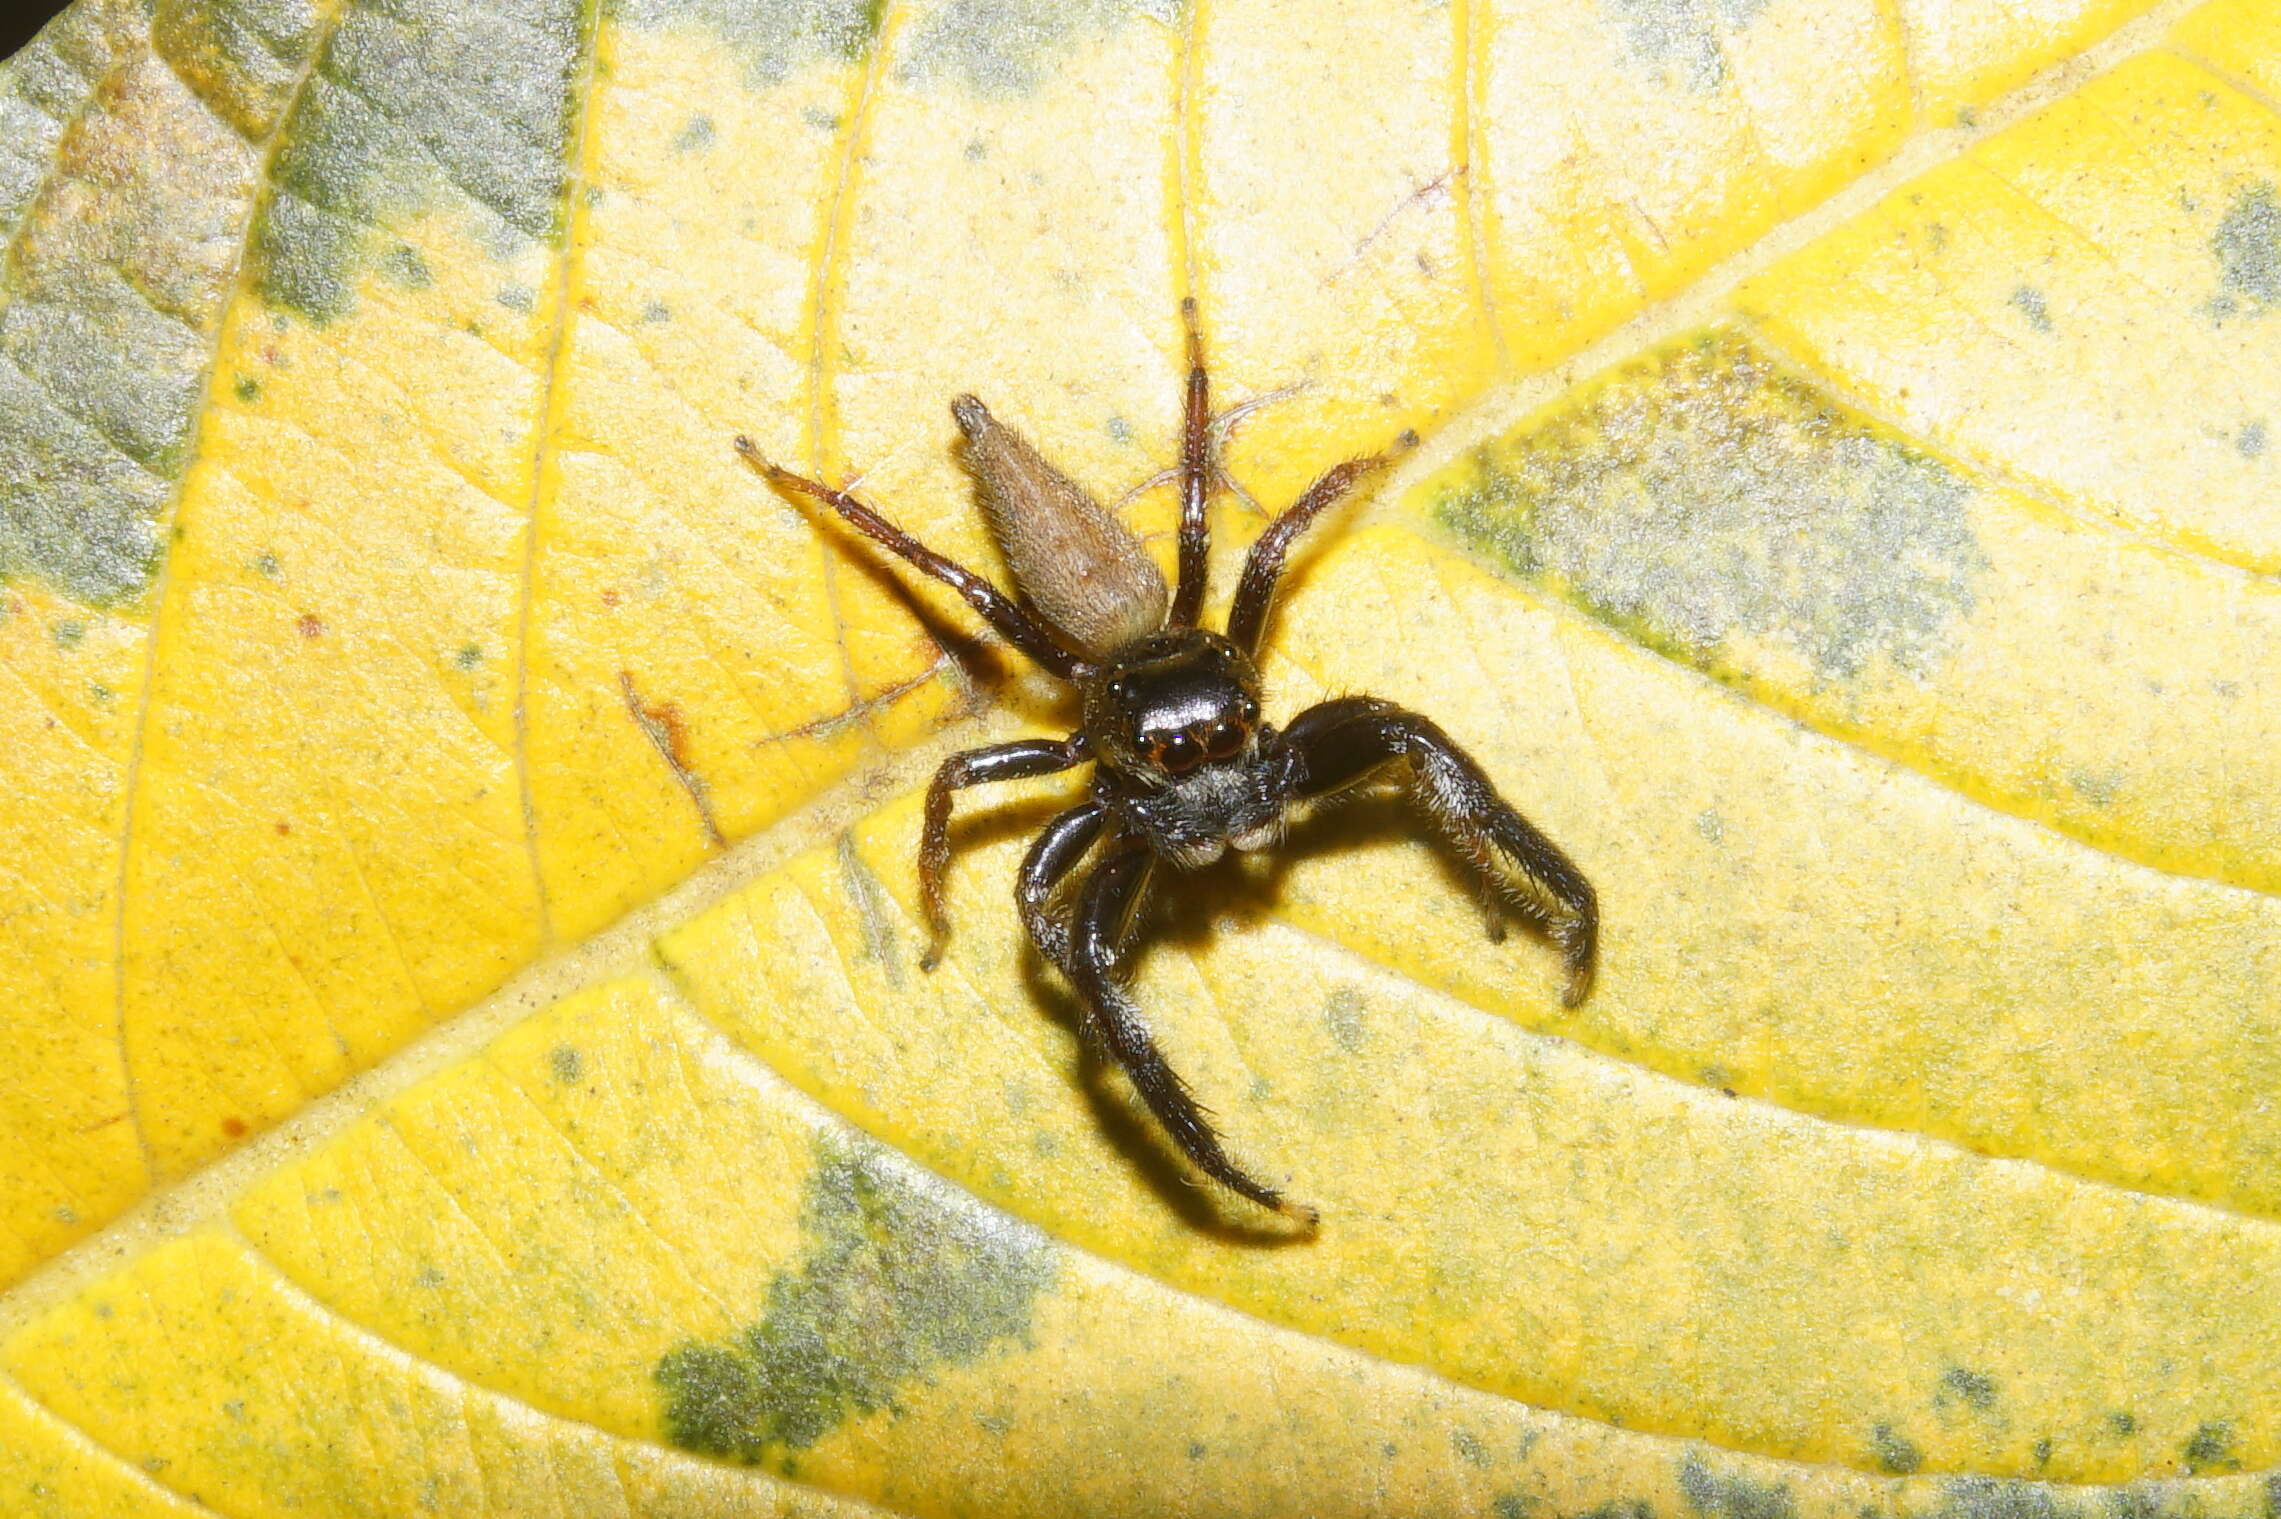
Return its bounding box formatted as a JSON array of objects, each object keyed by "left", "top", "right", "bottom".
[
  {"left": 1082, "top": 630, "right": 1292, "bottom": 870},
  {"left": 737, "top": 301, "right": 1597, "bottom": 1226}
]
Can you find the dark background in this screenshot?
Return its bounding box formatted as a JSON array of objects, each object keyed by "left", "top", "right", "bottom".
[{"left": 3, "top": 0, "right": 74, "bottom": 60}]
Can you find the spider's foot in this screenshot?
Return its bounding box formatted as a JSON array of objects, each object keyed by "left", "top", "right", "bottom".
[
  {"left": 1277, "top": 1196, "right": 1322, "bottom": 1232},
  {"left": 919, "top": 939, "right": 946, "bottom": 974},
  {"left": 1560, "top": 952, "right": 1595, "bottom": 1008}
]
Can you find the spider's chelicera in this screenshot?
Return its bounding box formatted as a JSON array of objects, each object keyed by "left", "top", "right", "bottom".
[{"left": 737, "top": 303, "right": 1597, "bottom": 1226}]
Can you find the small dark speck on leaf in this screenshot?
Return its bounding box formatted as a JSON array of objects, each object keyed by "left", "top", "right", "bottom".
[
  {"left": 1938, "top": 1366, "right": 1997, "bottom": 1410},
  {"left": 1324, "top": 989, "right": 1369, "bottom": 1053},
  {"left": 235, "top": 375, "right": 262, "bottom": 403},
  {"left": 2007, "top": 285, "right": 2054, "bottom": 333},
  {"left": 673, "top": 113, "right": 716, "bottom": 152},
  {"left": 1452, "top": 1428, "right": 1490, "bottom": 1467},
  {"left": 2237, "top": 419, "right": 2267, "bottom": 458},
  {"left": 549, "top": 1046, "right": 582, "bottom": 1083},
  {"left": 381, "top": 244, "right": 433, "bottom": 289},
  {"left": 51, "top": 619, "right": 85, "bottom": 650},
  {"left": 1871, "top": 1424, "right": 1923, "bottom": 1475},
  {"left": 2183, "top": 1421, "right": 2238, "bottom": 1474}
]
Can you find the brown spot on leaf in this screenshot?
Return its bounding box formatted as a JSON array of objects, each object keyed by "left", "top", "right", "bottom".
[{"left": 621, "top": 671, "right": 725, "bottom": 847}]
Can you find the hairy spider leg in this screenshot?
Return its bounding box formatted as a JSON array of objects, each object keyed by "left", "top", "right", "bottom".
[
  {"left": 1071, "top": 844, "right": 1316, "bottom": 1224},
  {"left": 1284, "top": 696, "right": 1599, "bottom": 1006},
  {"left": 1168, "top": 297, "right": 1215, "bottom": 629},
  {"left": 735, "top": 438, "right": 1091, "bottom": 682},
  {"left": 1016, "top": 803, "right": 1109, "bottom": 976},
  {"left": 918, "top": 737, "right": 1092, "bottom": 969},
  {"left": 1224, "top": 432, "right": 1417, "bottom": 655}
]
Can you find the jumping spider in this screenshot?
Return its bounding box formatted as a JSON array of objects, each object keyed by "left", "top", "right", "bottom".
[{"left": 737, "top": 302, "right": 1597, "bottom": 1225}]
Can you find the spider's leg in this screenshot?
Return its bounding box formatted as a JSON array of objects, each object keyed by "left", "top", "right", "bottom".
[
  {"left": 919, "top": 736, "right": 1090, "bottom": 971},
  {"left": 1071, "top": 844, "right": 1314, "bottom": 1223},
  {"left": 1224, "top": 433, "right": 1414, "bottom": 654},
  {"left": 735, "top": 439, "right": 1090, "bottom": 680},
  {"left": 1284, "top": 696, "right": 1598, "bottom": 1005},
  {"left": 1015, "top": 801, "right": 1108, "bottom": 976},
  {"left": 1168, "top": 298, "right": 1215, "bottom": 627}
]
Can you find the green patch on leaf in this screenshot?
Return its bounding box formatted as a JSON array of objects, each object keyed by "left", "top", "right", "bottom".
[
  {"left": 1602, "top": 0, "right": 1772, "bottom": 92},
  {"left": 611, "top": 0, "right": 884, "bottom": 87},
  {"left": 255, "top": 0, "right": 591, "bottom": 323},
  {"left": 1870, "top": 1424, "right": 1922, "bottom": 1476},
  {"left": 2184, "top": 1420, "right": 2240, "bottom": 1475},
  {"left": 1433, "top": 329, "right": 1986, "bottom": 685},
  {"left": 1938, "top": 1366, "right": 1997, "bottom": 1410},
  {"left": 152, "top": 0, "right": 327, "bottom": 139},
  {"left": 1678, "top": 1453, "right": 1796, "bottom": 1519},
  {"left": 2007, "top": 285, "right": 2053, "bottom": 334},
  {"left": 901, "top": 0, "right": 1182, "bottom": 96},
  {"left": 654, "top": 1128, "right": 1056, "bottom": 1464},
  {"left": 2212, "top": 182, "right": 2281, "bottom": 318}
]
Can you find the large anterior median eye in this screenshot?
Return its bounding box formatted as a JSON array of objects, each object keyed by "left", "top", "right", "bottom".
[
  {"left": 1146, "top": 729, "right": 1204, "bottom": 773},
  {"left": 1204, "top": 718, "right": 1246, "bottom": 759}
]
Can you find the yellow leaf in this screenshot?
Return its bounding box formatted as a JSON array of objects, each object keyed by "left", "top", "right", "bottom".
[{"left": 4, "top": 0, "right": 2277, "bottom": 1512}]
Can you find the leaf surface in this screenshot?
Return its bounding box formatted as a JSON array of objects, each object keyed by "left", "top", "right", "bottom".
[{"left": 5, "top": 0, "right": 2280, "bottom": 1512}]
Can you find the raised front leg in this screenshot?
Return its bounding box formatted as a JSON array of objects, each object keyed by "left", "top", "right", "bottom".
[
  {"left": 1070, "top": 844, "right": 1313, "bottom": 1223},
  {"left": 1223, "top": 431, "right": 1414, "bottom": 655},
  {"left": 919, "top": 736, "right": 1088, "bottom": 970},
  {"left": 1169, "top": 297, "right": 1215, "bottom": 628},
  {"left": 735, "top": 440, "right": 1091, "bottom": 681},
  {"left": 1283, "top": 696, "right": 1599, "bottom": 1005}
]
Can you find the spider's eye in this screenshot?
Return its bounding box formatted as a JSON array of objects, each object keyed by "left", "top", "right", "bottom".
[
  {"left": 1156, "top": 730, "right": 1203, "bottom": 773},
  {"left": 1203, "top": 718, "right": 1246, "bottom": 759}
]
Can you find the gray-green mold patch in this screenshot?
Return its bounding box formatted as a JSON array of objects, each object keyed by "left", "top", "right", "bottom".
[
  {"left": 1602, "top": 0, "right": 1772, "bottom": 92},
  {"left": 1910, "top": 1474, "right": 2281, "bottom": 1519},
  {"left": 2210, "top": 182, "right": 2281, "bottom": 319},
  {"left": 609, "top": 0, "right": 883, "bottom": 87},
  {"left": 152, "top": 0, "right": 326, "bottom": 140},
  {"left": 2007, "top": 285, "right": 2053, "bottom": 334},
  {"left": 901, "top": 0, "right": 1182, "bottom": 96},
  {"left": 1433, "top": 330, "right": 1987, "bottom": 686},
  {"left": 255, "top": 0, "right": 592, "bottom": 324},
  {"left": 654, "top": 1128, "right": 1056, "bottom": 1465},
  {"left": 1937, "top": 1367, "right": 1997, "bottom": 1411},
  {"left": 1870, "top": 1425, "right": 1924, "bottom": 1476},
  {"left": 1679, "top": 1453, "right": 1797, "bottom": 1519},
  {"left": 0, "top": 0, "right": 311, "bottom": 603}
]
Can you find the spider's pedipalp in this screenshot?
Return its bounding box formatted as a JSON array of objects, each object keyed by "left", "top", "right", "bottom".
[{"left": 1224, "top": 429, "right": 1416, "bottom": 655}]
